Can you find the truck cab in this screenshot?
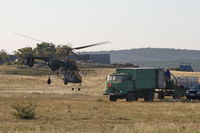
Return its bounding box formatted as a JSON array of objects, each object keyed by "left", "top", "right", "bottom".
[{"left": 104, "top": 73, "right": 133, "bottom": 101}]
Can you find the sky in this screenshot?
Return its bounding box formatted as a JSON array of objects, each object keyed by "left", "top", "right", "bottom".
[{"left": 0, "top": 0, "right": 200, "bottom": 53}]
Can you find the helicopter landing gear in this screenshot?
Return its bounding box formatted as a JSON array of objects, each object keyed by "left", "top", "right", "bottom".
[
  {"left": 47, "top": 71, "right": 53, "bottom": 85},
  {"left": 77, "top": 83, "right": 81, "bottom": 91},
  {"left": 47, "top": 77, "right": 51, "bottom": 84},
  {"left": 64, "top": 79, "right": 68, "bottom": 85},
  {"left": 71, "top": 87, "right": 81, "bottom": 91},
  {"left": 71, "top": 83, "right": 81, "bottom": 91}
]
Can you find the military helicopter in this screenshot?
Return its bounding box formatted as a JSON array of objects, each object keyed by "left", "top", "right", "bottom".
[{"left": 14, "top": 33, "right": 109, "bottom": 88}]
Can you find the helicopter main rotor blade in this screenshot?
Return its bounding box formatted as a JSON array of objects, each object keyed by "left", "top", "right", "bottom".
[
  {"left": 14, "top": 33, "right": 48, "bottom": 43},
  {"left": 72, "top": 41, "right": 110, "bottom": 50},
  {"left": 14, "top": 33, "right": 110, "bottom": 51},
  {"left": 70, "top": 50, "right": 81, "bottom": 59}
]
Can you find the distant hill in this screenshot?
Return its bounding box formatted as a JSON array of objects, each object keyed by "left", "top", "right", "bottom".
[{"left": 81, "top": 48, "right": 200, "bottom": 71}]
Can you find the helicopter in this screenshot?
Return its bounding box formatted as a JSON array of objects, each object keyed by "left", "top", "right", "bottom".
[{"left": 14, "top": 33, "right": 110, "bottom": 88}]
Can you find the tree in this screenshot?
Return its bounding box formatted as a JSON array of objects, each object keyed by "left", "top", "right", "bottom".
[
  {"left": 14, "top": 47, "right": 35, "bottom": 64},
  {"left": 13, "top": 42, "right": 72, "bottom": 64},
  {"left": 0, "top": 50, "right": 9, "bottom": 61},
  {"left": 55, "top": 45, "right": 71, "bottom": 60},
  {"left": 35, "top": 42, "right": 56, "bottom": 56}
]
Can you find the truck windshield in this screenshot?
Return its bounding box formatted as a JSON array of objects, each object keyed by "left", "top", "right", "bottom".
[{"left": 107, "top": 75, "right": 128, "bottom": 81}]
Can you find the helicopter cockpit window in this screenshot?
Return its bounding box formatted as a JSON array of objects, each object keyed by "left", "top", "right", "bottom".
[{"left": 107, "top": 75, "right": 128, "bottom": 81}]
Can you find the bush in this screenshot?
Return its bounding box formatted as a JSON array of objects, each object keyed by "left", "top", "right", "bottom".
[{"left": 11, "top": 103, "right": 36, "bottom": 119}]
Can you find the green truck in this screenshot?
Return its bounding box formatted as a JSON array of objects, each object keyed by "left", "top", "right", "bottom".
[{"left": 103, "top": 67, "right": 186, "bottom": 102}]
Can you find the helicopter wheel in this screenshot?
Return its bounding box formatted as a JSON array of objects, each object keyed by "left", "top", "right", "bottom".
[
  {"left": 64, "top": 79, "right": 68, "bottom": 85},
  {"left": 47, "top": 77, "right": 51, "bottom": 84},
  {"left": 78, "top": 83, "right": 81, "bottom": 91}
]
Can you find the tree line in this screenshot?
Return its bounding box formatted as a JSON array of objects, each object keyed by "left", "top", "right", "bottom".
[
  {"left": 0, "top": 50, "right": 9, "bottom": 61},
  {"left": 0, "top": 42, "right": 71, "bottom": 64}
]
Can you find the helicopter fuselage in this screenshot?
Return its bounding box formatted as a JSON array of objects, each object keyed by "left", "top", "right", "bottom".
[{"left": 26, "top": 56, "right": 82, "bottom": 84}]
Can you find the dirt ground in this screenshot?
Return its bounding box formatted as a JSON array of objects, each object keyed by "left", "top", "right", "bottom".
[{"left": 1, "top": 66, "right": 200, "bottom": 133}]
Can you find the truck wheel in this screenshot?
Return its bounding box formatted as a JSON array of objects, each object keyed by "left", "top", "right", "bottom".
[
  {"left": 109, "top": 95, "right": 117, "bottom": 102},
  {"left": 186, "top": 96, "right": 191, "bottom": 101},
  {"left": 158, "top": 92, "right": 165, "bottom": 99},
  {"left": 173, "top": 95, "right": 180, "bottom": 99},
  {"left": 126, "top": 92, "right": 138, "bottom": 102},
  {"left": 144, "top": 90, "right": 154, "bottom": 102}
]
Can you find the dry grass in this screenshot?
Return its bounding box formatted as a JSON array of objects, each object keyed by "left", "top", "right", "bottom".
[
  {"left": 172, "top": 70, "right": 200, "bottom": 79},
  {"left": 0, "top": 66, "right": 200, "bottom": 133}
]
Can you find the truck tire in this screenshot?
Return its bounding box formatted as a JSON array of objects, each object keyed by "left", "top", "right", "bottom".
[
  {"left": 186, "top": 96, "right": 191, "bottom": 101},
  {"left": 144, "top": 90, "right": 154, "bottom": 102},
  {"left": 126, "top": 92, "right": 138, "bottom": 102},
  {"left": 109, "top": 95, "right": 117, "bottom": 102},
  {"left": 158, "top": 92, "right": 165, "bottom": 99},
  {"left": 172, "top": 95, "right": 180, "bottom": 99}
]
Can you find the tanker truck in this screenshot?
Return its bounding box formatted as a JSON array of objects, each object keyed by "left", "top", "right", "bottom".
[{"left": 103, "top": 67, "right": 198, "bottom": 102}]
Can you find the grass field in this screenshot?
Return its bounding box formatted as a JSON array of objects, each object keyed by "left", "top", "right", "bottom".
[{"left": 1, "top": 65, "right": 200, "bottom": 133}]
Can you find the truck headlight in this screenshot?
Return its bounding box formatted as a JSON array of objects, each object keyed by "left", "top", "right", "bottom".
[{"left": 108, "top": 83, "right": 112, "bottom": 88}]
